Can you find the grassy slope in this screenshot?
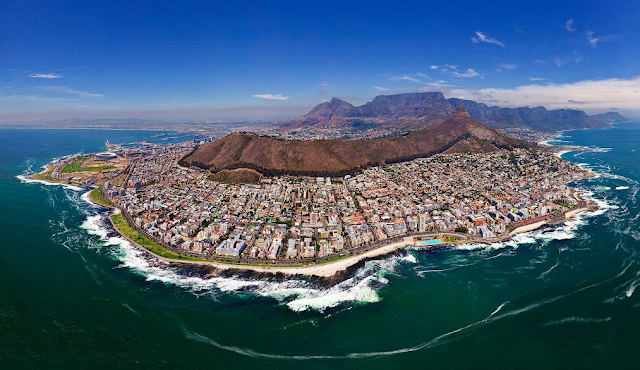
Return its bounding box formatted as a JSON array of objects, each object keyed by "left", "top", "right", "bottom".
[{"left": 88, "top": 188, "right": 113, "bottom": 208}]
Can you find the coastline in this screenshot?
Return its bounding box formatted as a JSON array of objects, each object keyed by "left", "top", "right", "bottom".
[
  {"left": 106, "top": 207, "right": 414, "bottom": 278},
  {"left": 27, "top": 147, "right": 600, "bottom": 279},
  {"left": 98, "top": 192, "right": 593, "bottom": 279}
]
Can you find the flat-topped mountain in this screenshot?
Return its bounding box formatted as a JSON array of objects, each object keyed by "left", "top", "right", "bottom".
[
  {"left": 282, "top": 92, "right": 624, "bottom": 132},
  {"left": 181, "top": 104, "right": 533, "bottom": 178},
  {"left": 282, "top": 92, "right": 453, "bottom": 131}
]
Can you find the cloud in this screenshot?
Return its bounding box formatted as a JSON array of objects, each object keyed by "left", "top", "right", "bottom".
[
  {"left": 586, "top": 31, "right": 619, "bottom": 47},
  {"left": 431, "top": 64, "right": 480, "bottom": 78},
  {"left": 430, "top": 65, "right": 439, "bottom": 70},
  {"left": 38, "top": 85, "right": 104, "bottom": 97},
  {"left": 415, "top": 72, "right": 431, "bottom": 80},
  {"left": 252, "top": 93, "right": 288, "bottom": 100},
  {"left": 30, "top": 73, "right": 63, "bottom": 79},
  {"left": 496, "top": 63, "right": 517, "bottom": 72},
  {"left": 388, "top": 75, "right": 421, "bottom": 83},
  {"left": 471, "top": 31, "right": 505, "bottom": 48},
  {"left": 528, "top": 77, "right": 546, "bottom": 81},
  {"left": 373, "top": 86, "right": 391, "bottom": 91},
  {"left": 565, "top": 19, "right": 575, "bottom": 32},
  {"left": 452, "top": 68, "right": 480, "bottom": 78},
  {"left": 554, "top": 52, "right": 584, "bottom": 67},
  {"left": 447, "top": 77, "right": 640, "bottom": 113}
]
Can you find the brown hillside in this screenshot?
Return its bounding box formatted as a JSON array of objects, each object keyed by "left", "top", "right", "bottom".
[{"left": 182, "top": 104, "right": 533, "bottom": 177}]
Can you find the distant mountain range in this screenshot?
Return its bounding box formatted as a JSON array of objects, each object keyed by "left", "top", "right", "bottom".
[
  {"left": 182, "top": 104, "right": 533, "bottom": 178},
  {"left": 281, "top": 92, "right": 628, "bottom": 133}
]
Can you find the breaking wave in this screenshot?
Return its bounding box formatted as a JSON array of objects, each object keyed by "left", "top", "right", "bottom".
[
  {"left": 79, "top": 210, "right": 417, "bottom": 312},
  {"left": 15, "top": 159, "right": 84, "bottom": 191}
]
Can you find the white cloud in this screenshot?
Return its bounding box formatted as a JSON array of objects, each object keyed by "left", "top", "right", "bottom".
[
  {"left": 30, "top": 73, "right": 63, "bottom": 79},
  {"left": 430, "top": 65, "right": 439, "bottom": 70},
  {"left": 448, "top": 77, "right": 640, "bottom": 113},
  {"left": 415, "top": 72, "right": 431, "bottom": 79},
  {"left": 38, "top": 85, "right": 103, "bottom": 97},
  {"left": 554, "top": 52, "right": 584, "bottom": 67},
  {"left": 586, "top": 31, "right": 618, "bottom": 47},
  {"left": 471, "top": 31, "right": 505, "bottom": 48},
  {"left": 252, "top": 93, "right": 288, "bottom": 100},
  {"left": 565, "top": 19, "right": 575, "bottom": 32},
  {"left": 388, "top": 75, "right": 421, "bottom": 83},
  {"left": 496, "top": 63, "right": 517, "bottom": 72},
  {"left": 452, "top": 68, "right": 480, "bottom": 78},
  {"left": 528, "top": 77, "right": 546, "bottom": 81},
  {"left": 373, "top": 86, "right": 391, "bottom": 91}
]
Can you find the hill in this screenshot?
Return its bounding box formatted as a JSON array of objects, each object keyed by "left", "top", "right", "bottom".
[
  {"left": 590, "top": 112, "right": 630, "bottom": 124},
  {"left": 182, "top": 104, "right": 533, "bottom": 178},
  {"left": 281, "top": 92, "right": 622, "bottom": 133}
]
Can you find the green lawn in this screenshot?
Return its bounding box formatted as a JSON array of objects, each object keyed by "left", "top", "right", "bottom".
[
  {"left": 61, "top": 155, "right": 114, "bottom": 173},
  {"left": 316, "top": 253, "right": 354, "bottom": 264},
  {"left": 61, "top": 156, "right": 91, "bottom": 173},
  {"left": 88, "top": 188, "right": 113, "bottom": 208},
  {"left": 79, "top": 165, "right": 116, "bottom": 172}
]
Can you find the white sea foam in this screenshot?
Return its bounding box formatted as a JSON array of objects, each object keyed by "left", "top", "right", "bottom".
[
  {"left": 80, "top": 212, "right": 413, "bottom": 312},
  {"left": 16, "top": 174, "right": 84, "bottom": 191},
  {"left": 616, "top": 186, "right": 630, "bottom": 190},
  {"left": 542, "top": 316, "right": 612, "bottom": 326}
]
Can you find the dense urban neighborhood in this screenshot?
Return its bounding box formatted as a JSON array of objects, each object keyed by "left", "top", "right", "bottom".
[{"left": 94, "top": 143, "right": 592, "bottom": 264}]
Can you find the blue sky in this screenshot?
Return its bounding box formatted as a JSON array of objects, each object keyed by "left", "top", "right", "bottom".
[{"left": 2, "top": 0, "right": 639, "bottom": 122}]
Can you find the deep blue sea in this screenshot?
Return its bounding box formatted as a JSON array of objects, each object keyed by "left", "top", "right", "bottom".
[{"left": 1, "top": 125, "right": 639, "bottom": 369}]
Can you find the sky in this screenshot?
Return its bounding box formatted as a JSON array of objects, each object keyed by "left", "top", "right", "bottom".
[{"left": 2, "top": 0, "right": 640, "bottom": 123}]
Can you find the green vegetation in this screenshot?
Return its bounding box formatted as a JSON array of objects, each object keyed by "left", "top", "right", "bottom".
[
  {"left": 61, "top": 155, "right": 114, "bottom": 173},
  {"left": 88, "top": 188, "right": 113, "bottom": 208},
  {"left": 110, "top": 213, "right": 207, "bottom": 262},
  {"left": 443, "top": 236, "right": 460, "bottom": 243},
  {"left": 316, "top": 253, "right": 353, "bottom": 264},
  {"left": 60, "top": 155, "right": 91, "bottom": 173},
  {"left": 554, "top": 200, "right": 575, "bottom": 208},
  {"left": 454, "top": 226, "right": 468, "bottom": 233},
  {"left": 275, "top": 219, "right": 293, "bottom": 227},
  {"left": 78, "top": 165, "right": 115, "bottom": 172}
]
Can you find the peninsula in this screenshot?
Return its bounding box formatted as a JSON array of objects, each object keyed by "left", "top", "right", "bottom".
[{"left": 34, "top": 104, "right": 597, "bottom": 278}]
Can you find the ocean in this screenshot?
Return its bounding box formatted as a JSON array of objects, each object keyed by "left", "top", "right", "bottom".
[{"left": 1, "top": 125, "right": 639, "bottom": 369}]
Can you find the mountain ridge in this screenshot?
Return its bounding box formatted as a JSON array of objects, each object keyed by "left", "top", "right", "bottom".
[{"left": 281, "top": 92, "right": 624, "bottom": 132}]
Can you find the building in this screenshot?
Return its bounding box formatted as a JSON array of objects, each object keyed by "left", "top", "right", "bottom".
[{"left": 95, "top": 152, "right": 117, "bottom": 161}]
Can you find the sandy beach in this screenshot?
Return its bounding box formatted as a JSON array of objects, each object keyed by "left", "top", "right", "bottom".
[{"left": 508, "top": 220, "right": 549, "bottom": 236}]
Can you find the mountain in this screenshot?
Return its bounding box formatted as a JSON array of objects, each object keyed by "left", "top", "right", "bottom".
[
  {"left": 447, "top": 98, "right": 611, "bottom": 132},
  {"left": 181, "top": 104, "right": 533, "bottom": 178},
  {"left": 282, "top": 92, "right": 622, "bottom": 133},
  {"left": 590, "top": 112, "right": 630, "bottom": 124},
  {"left": 282, "top": 92, "right": 453, "bottom": 131}
]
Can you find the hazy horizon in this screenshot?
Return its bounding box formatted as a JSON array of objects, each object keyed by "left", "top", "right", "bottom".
[{"left": 2, "top": 0, "right": 640, "bottom": 124}]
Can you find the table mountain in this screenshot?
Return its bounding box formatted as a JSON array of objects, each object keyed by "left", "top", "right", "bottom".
[{"left": 281, "top": 92, "right": 623, "bottom": 132}]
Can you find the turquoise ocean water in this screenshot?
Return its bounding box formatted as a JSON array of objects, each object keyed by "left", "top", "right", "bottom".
[{"left": 1, "top": 126, "right": 639, "bottom": 369}]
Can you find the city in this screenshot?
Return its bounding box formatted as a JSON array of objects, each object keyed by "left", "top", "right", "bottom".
[{"left": 96, "top": 143, "right": 593, "bottom": 265}]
